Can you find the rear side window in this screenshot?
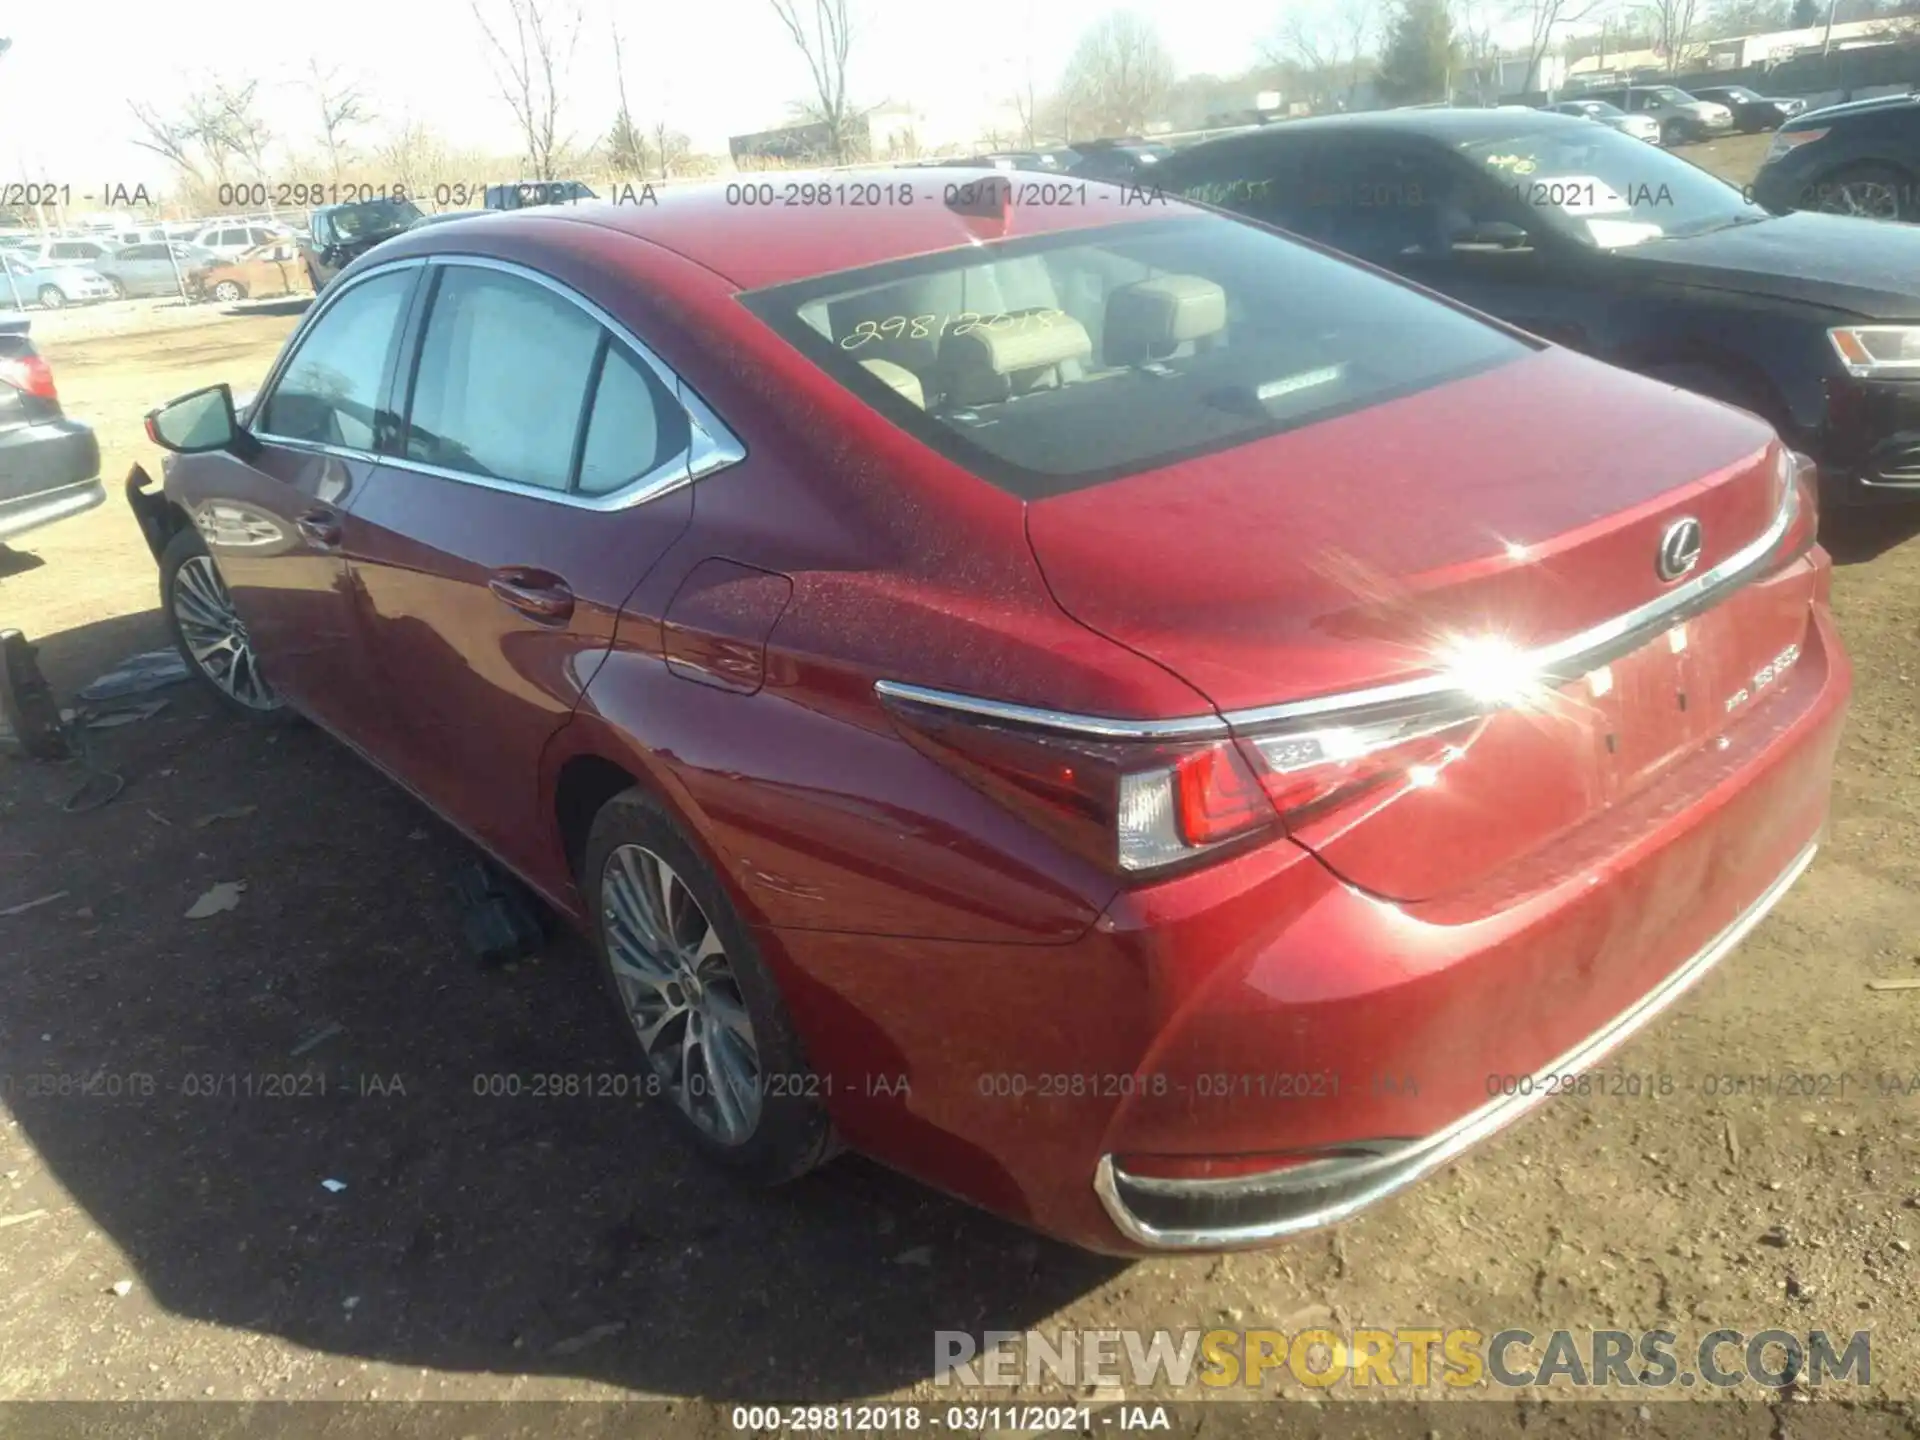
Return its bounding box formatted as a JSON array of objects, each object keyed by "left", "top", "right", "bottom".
[
  {"left": 577, "top": 342, "right": 690, "bottom": 495},
  {"left": 745, "top": 215, "right": 1527, "bottom": 499},
  {"left": 257, "top": 268, "right": 414, "bottom": 450},
  {"left": 404, "top": 266, "right": 603, "bottom": 490}
]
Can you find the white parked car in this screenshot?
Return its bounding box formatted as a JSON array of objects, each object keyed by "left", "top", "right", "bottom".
[
  {"left": 18, "top": 237, "right": 118, "bottom": 268},
  {"left": 189, "top": 223, "right": 292, "bottom": 260}
]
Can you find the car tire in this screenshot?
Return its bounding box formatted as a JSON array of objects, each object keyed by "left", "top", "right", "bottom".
[
  {"left": 1805, "top": 163, "right": 1915, "bottom": 222},
  {"left": 160, "top": 526, "right": 296, "bottom": 722},
  {"left": 106, "top": 278, "right": 126, "bottom": 300},
  {"left": 36, "top": 285, "right": 65, "bottom": 310},
  {"left": 582, "top": 786, "right": 837, "bottom": 1187},
  {"left": 211, "top": 280, "right": 246, "bottom": 303}
]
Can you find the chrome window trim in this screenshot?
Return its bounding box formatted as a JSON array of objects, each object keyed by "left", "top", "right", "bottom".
[
  {"left": 248, "top": 253, "right": 745, "bottom": 513},
  {"left": 876, "top": 471, "right": 1800, "bottom": 740},
  {"left": 1093, "top": 838, "right": 1820, "bottom": 1250}
]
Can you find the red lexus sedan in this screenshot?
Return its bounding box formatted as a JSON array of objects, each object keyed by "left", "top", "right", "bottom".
[{"left": 127, "top": 174, "right": 1849, "bottom": 1253}]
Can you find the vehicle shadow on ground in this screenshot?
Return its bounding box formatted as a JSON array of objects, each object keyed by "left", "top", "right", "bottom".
[
  {"left": 0, "top": 543, "right": 48, "bottom": 578},
  {"left": 230, "top": 298, "right": 315, "bottom": 319},
  {"left": 0, "top": 610, "right": 1126, "bottom": 1402},
  {"left": 1820, "top": 503, "right": 1920, "bottom": 566}
]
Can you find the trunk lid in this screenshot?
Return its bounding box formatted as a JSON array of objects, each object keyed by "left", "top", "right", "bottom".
[{"left": 1026, "top": 347, "right": 1812, "bottom": 901}]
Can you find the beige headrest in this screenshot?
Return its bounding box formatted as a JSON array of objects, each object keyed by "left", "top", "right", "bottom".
[
  {"left": 938, "top": 312, "right": 1093, "bottom": 408},
  {"left": 1104, "top": 274, "right": 1227, "bottom": 365},
  {"left": 859, "top": 357, "right": 925, "bottom": 410}
]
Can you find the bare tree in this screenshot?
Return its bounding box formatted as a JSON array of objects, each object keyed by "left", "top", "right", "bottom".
[
  {"left": 607, "top": 25, "right": 649, "bottom": 176},
  {"left": 470, "top": 0, "right": 582, "bottom": 180},
  {"left": 768, "top": 0, "right": 857, "bottom": 161},
  {"left": 1266, "top": 0, "right": 1377, "bottom": 109},
  {"left": 1060, "top": 11, "right": 1175, "bottom": 138},
  {"left": 308, "top": 61, "right": 372, "bottom": 180},
  {"left": 128, "top": 101, "right": 207, "bottom": 187},
  {"left": 1512, "top": 0, "right": 1605, "bottom": 92},
  {"left": 651, "top": 120, "right": 692, "bottom": 179},
  {"left": 1637, "top": 0, "right": 1705, "bottom": 70}
]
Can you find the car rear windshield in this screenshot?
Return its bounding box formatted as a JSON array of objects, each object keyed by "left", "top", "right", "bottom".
[{"left": 742, "top": 215, "right": 1529, "bottom": 499}]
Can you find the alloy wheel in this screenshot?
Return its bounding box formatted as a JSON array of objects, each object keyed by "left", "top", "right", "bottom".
[
  {"left": 1818, "top": 179, "right": 1902, "bottom": 221},
  {"left": 213, "top": 281, "right": 242, "bottom": 302},
  {"left": 172, "top": 554, "right": 281, "bottom": 710},
  {"left": 600, "top": 843, "right": 763, "bottom": 1145}
]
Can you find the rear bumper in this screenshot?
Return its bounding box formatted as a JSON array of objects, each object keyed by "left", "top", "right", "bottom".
[
  {"left": 0, "top": 477, "right": 106, "bottom": 540},
  {"left": 761, "top": 586, "right": 1849, "bottom": 1254},
  {"left": 0, "top": 418, "right": 104, "bottom": 540},
  {"left": 1095, "top": 837, "right": 1818, "bottom": 1249}
]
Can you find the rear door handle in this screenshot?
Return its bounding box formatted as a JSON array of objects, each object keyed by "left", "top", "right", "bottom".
[
  {"left": 488, "top": 568, "right": 575, "bottom": 623},
  {"left": 296, "top": 508, "right": 342, "bottom": 548}
]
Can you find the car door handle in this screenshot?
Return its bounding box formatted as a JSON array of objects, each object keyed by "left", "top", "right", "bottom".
[
  {"left": 488, "top": 569, "right": 575, "bottom": 623},
  {"left": 296, "top": 508, "right": 342, "bottom": 548}
]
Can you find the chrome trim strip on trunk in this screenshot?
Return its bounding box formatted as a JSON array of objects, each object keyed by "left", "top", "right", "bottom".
[
  {"left": 1093, "top": 837, "right": 1820, "bottom": 1251},
  {"left": 876, "top": 470, "right": 1800, "bottom": 740}
]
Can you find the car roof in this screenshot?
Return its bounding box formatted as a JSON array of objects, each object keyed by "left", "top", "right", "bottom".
[
  {"left": 1165, "top": 106, "right": 1595, "bottom": 161},
  {"left": 467, "top": 167, "right": 1208, "bottom": 290},
  {"left": 1790, "top": 92, "right": 1920, "bottom": 126}
]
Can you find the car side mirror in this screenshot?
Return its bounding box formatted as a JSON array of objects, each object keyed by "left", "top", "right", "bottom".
[
  {"left": 145, "top": 383, "right": 250, "bottom": 455},
  {"left": 1452, "top": 221, "right": 1532, "bottom": 252}
]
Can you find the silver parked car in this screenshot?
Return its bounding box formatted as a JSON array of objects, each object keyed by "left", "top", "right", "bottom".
[
  {"left": 1543, "top": 99, "right": 1663, "bottom": 144},
  {"left": 0, "top": 253, "right": 115, "bottom": 309},
  {"left": 94, "top": 242, "right": 220, "bottom": 300},
  {"left": 1578, "top": 85, "right": 1736, "bottom": 144}
]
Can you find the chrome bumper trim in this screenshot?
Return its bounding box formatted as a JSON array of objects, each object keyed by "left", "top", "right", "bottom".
[
  {"left": 1094, "top": 837, "right": 1821, "bottom": 1250},
  {"left": 0, "top": 478, "right": 106, "bottom": 541}
]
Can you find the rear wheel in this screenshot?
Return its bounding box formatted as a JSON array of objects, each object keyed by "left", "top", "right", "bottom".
[
  {"left": 1805, "top": 163, "right": 1915, "bottom": 222},
  {"left": 211, "top": 279, "right": 245, "bottom": 303},
  {"left": 160, "top": 526, "right": 291, "bottom": 720},
  {"left": 582, "top": 787, "right": 835, "bottom": 1185}
]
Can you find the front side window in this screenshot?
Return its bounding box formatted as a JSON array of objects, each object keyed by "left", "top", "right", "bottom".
[
  {"left": 256, "top": 268, "right": 414, "bottom": 450},
  {"left": 404, "top": 266, "right": 603, "bottom": 490},
  {"left": 745, "top": 215, "right": 1528, "bottom": 499}
]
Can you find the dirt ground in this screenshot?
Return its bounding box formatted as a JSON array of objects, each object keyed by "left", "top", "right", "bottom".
[{"left": 3, "top": 159, "right": 1920, "bottom": 1436}]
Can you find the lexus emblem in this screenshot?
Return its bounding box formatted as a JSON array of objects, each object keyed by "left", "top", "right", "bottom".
[{"left": 1657, "top": 517, "right": 1703, "bottom": 583}]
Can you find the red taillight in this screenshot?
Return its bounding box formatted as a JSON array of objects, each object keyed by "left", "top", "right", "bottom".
[
  {"left": 0, "top": 353, "right": 57, "bottom": 403},
  {"left": 1233, "top": 714, "right": 1477, "bottom": 830},
  {"left": 1171, "top": 744, "right": 1266, "bottom": 846},
  {"left": 880, "top": 686, "right": 1486, "bottom": 878},
  {"left": 879, "top": 691, "right": 1279, "bottom": 876}
]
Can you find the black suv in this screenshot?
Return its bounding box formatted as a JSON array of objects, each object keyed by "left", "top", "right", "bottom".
[
  {"left": 0, "top": 315, "right": 101, "bottom": 543},
  {"left": 1750, "top": 93, "right": 1920, "bottom": 223},
  {"left": 301, "top": 197, "right": 426, "bottom": 291},
  {"left": 1158, "top": 108, "right": 1920, "bottom": 503}
]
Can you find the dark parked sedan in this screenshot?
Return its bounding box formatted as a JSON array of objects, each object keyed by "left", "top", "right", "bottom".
[
  {"left": 1690, "top": 85, "right": 1808, "bottom": 134},
  {"left": 300, "top": 197, "right": 425, "bottom": 291},
  {"left": 1068, "top": 140, "right": 1174, "bottom": 182},
  {"left": 1159, "top": 109, "right": 1920, "bottom": 502},
  {"left": 127, "top": 176, "right": 1845, "bottom": 1252},
  {"left": 0, "top": 316, "right": 102, "bottom": 542},
  {"left": 1750, "top": 93, "right": 1920, "bottom": 223}
]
